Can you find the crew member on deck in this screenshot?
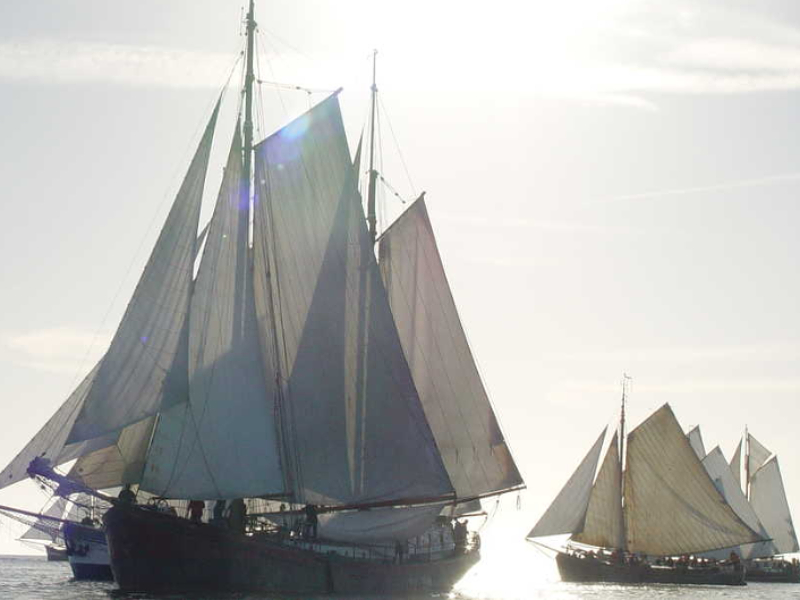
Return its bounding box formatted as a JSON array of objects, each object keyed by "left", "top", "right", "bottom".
[
  {"left": 228, "top": 498, "right": 247, "bottom": 534},
  {"left": 187, "top": 499, "right": 205, "bottom": 523},
  {"left": 118, "top": 484, "right": 136, "bottom": 505},
  {"left": 305, "top": 504, "right": 319, "bottom": 539}
]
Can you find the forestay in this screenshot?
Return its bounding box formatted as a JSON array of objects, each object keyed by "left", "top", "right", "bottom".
[
  {"left": 378, "top": 199, "right": 523, "bottom": 500},
  {"left": 67, "top": 101, "right": 221, "bottom": 443},
  {"left": 624, "top": 404, "right": 762, "bottom": 556},
  {"left": 253, "top": 94, "right": 452, "bottom": 506},
  {"left": 573, "top": 432, "right": 623, "bottom": 549},
  {"left": 141, "top": 126, "right": 283, "bottom": 500},
  {"left": 527, "top": 429, "right": 605, "bottom": 539},
  {"left": 750, "top": 457, "right": 799, "bottom": 555}
]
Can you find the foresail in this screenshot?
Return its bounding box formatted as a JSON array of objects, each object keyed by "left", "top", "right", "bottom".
[
  {"left": 67, "top": 100, "right": 221, "bottom": 444},
  {"left": 0, "top": 363, "right": 99, "bottom": 490},
  {"left": 378, "top": 199, "right": 523, "bottom": 499},
  {"left": 750, "top": 457, "right": 799, "bottom": 555},
  {"left": 573, "top": 432, "right": 623, "bottom": 549},
  {"left": 253, "top": 94, "right": 452, "bottom": 506},
  {"left": 687, "top": 426, "right": 705, "bottom": 460},
  {"left": 624, "top": 404, "right": 762, "bottom": 556},
  {"left": 527, "top": 429, "right": 605, "bottom": 539},
  {"left": 70, "top": 416, "right": 155, "bottom": 490},
  {"left": 141, "top": 125, "right": 283, "bottom": 500}
]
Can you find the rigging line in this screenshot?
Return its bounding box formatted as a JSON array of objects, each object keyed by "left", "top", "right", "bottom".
[
  {"left": 256, "top": 33, "right": 289, "bottom": 120},
  {"left": 378, "top": 96, "right": 417, "bottom": 197},
  {"left": 257, "top": 80, "right": 336, "bottom": 95},
  {"left": 258, "top": 26, "right": 316, "bottom": 63}
]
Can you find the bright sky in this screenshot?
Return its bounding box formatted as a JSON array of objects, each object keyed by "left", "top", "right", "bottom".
[{"left": 0, "top": 0, "right": 798, "bottom": 564}]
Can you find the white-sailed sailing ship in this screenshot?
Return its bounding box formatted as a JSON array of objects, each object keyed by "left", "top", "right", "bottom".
[
  {"left": 0, "top": 0, "right": 523, "bottom": 593},
  {"left": 527, "top": 398, "right": 765, "bottom": 586}
]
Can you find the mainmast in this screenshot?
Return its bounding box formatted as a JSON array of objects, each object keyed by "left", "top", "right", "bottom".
[
  {"left": 242, "top": 0, "right": 256, "bottom": 196},
  {"left": 366, "top": 50, "right": 378, "bottom": 244},
  {"left": 744, "top": 425, "right": 750, "bottom": 500}
]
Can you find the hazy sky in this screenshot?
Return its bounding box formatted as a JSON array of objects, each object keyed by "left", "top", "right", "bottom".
[{"left": 0, "top": 0, "right": 799, "bottom": 560}]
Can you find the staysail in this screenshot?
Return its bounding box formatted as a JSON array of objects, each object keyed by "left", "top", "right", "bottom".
[
  {"left": 527, "top": 429, "right": 606, "bottom": 538},
  {"left": 378, "top": 198, "right": 523, "bottom": 500},
  {"left": 687, "top": 425, "right": 706, "bottom": 460},
  {"left": 573, "top": 432, "right": 623, "bottom": 549},
  {"left": 624, "top": 404, "right": 762, "bottom": 556},
  {"left": 253, "top": 94, "right": 453, "bottom": 506},
  {"left": 66, "top": 100, "right": 221, "bottom": 444},
  {"left": 141, "top": 124, "right": 283, "bottom": 500},
  {"left": 747, "top": 434, "right": 771, "bottom": 479}
]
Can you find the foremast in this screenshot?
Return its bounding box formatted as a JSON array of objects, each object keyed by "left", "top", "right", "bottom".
[
  {"left": 619, "top": 374, "right": 630, "bottom": 551},
  {"left": 366, "top": 50, "right": 379, "bottom": 244}
]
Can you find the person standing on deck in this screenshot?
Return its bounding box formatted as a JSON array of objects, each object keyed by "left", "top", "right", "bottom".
[
  {"left": 187, "top": 500, "right": 205, "bottom": 523},
  {"left": 304, "top": 504, "right": 318, "bottom": 539},
  {"left": 228, "top": 498, "right": 247, "bottom": 534}
]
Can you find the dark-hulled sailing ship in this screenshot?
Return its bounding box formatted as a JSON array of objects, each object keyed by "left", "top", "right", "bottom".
[
  {"left": 0, "top": 1, "right": 524, "bottom": 593},
  {"left": 527, "top": 391, "right": 766, "bottom": 586}
]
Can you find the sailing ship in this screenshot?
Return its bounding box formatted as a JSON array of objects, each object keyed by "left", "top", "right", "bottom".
[
  {"left": 527, "top": 392, "right": 765, "bottom": 586},
  {"left": 0, "top": 0, "right": 524, "bottom": 593},
  {"left": 10, "top": 497, "right": 69, "bottom": 561},
  {"left": 727, "top": 431, "right": 800, "bottom": 582}
]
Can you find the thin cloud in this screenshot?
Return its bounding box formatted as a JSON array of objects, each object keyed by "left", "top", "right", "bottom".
[
  {"left": 610, "top": 172, "right": 800, "bottom": 202},
  {"left": 4, "top": 327, "right": 110, "bottom": 375}
]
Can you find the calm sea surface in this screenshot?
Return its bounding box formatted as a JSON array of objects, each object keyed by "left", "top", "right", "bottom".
[{"left": 0, "top": 551, "right": 795, "bottom": 600}]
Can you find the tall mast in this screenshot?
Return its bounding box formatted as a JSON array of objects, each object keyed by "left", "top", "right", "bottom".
[
  {"left": 367, "top": 50, "right": 378, "bottom": 244},
  {"left": 744, "top": 425, "right": 750, "bottom": 500},
  {"left": 243, "top": 0, "right": 256, "bottom": 197},
  {"left": 619, "top": 373, "right": 630, "bottom": 550}
]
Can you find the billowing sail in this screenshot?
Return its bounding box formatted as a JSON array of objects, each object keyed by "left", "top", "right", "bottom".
[
  {"left": 67, "top": 101, "right": 221, "bottom": 444},
  {"left": 141, "top": 125, "right": 283, "bottom": 500},
  {"left": 701, "top": 446, "right": 774, "bottom": 559},
  {"left": 317, "top": 504, "right": 446, "bottom": 544},
  {"left": 747, "top": 434, "right": 771, "bottom": 479},
  {"left": 0, "top": 363, "right": 99, "bottom": 489},
  {"left": 253, "top": 94, "right": 452, "bottom": 506},
  {"left": 527, "top": 429, "right": 606, "bottom": 539},
  {"left": 624, "top": 404, "right": 762, "bottom": 556},
  {"left": 378, "top": 199, "right": 523, "bottom": 499},
  {"left": 70, "top": 416, "right": 155, "bottom": 490},
  {"left": 687, "top": 426, "right": 705, "bottom": 460},
  {"left": 750, "top": 456, "right": 799, "bottom": 555},
  {"left": 573, "top": 432, "right": 623, "bottom": 549}
]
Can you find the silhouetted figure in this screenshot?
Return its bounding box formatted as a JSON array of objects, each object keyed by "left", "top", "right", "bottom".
[
  {"left": 304, "top": 504, "right": 319, "bottom": 539},
  {"left": 228, "top": 498, "right": 247, "bottom": 534},
  {"left": 187, "top": 500, "right": 205, "bottom": 523},
  {"left": 118, "top": 484, "right": 136, "bottom": 505}
]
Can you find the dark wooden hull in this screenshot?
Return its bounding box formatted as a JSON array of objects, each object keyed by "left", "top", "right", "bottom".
[
  {"left": 104, "top": 505, "right": 478, "bottom": 593},
  {"left": 745, "top": 559, "right": 800, "bottom": 583},
  {"left": 556, "top": 552, "right": 746, "bottom": 586}
]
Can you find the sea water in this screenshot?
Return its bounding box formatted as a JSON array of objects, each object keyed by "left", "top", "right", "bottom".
[{"left": 0, "top": 547, "right": 793, "bottom": 600}]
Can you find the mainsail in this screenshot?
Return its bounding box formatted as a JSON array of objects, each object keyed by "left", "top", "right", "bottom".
[
  {"left": 252, "top": 94, "right": 453, "bottom": 506},
  {"left": 624, "top": 405, "right": 762, "bottom": 555},
  {"left": 378, "top": 199, "right": 524, "bottom": 500}
]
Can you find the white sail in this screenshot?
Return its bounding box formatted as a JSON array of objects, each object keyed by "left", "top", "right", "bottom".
[
  {"left": 730, "top": 438, "right": 743, "bottom": 489},
  {"left": 252, "top": 94, "right": 452, "bottom": 506},
  {"left": 141, "top": 125, "right": 283, "bottom": 500},
  {"left": 701, "top": 446, "right": 774, "bottom": 559},
  {"left": 70, "top": 416, "right": 155, "bottom": 490},
  {"left": 573, "top": 432, "right": 623, "bottom": 549},
  {"left": 66, "top": 101, "right": 221, "bottom": 444},
  {"left": 527, "top": 429, "right": 606, "bottom": 539},
  {"left": 687, "top": 425, "right": 705, "bottom": 460},
  {"left": 624, "top": 404, "right": 762, "bottom": 556},
  {"left": 317, "top": 504, "right": 446, "bottom": 544},
  {"left": 20, "top": 497, "right": 68, "bottom": 542},
  {"left": 750, "top": 456, "right": 799, "bottom": 555},
  {"left": 378, "top": 199, "right": 523, "bottom": 499},
  {"left": 0, "top": 363, "right": 99, "bottom": 489},
  {"left": 747, "top": 434, "right": 772, "bottom": 481}
]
